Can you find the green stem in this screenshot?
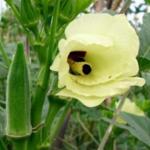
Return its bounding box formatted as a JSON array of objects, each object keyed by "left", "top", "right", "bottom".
[
  {"left": 46, "top": 1, "right": 60, "bottom": 64},
  {"left": 31, "top": 84, "right": 47, "bottom": 127},
  {"left": 29, "top": 1, "right": 61, "bottom": 149},
  {"left": 5, "top": 1, "right": 37, "bottom": 42},
  {"left": 42, "top": 105, "right": 58, "bottom": 138},
  {"left": 48, "top": 103, "right": 71, "bottom": 149},
  {"left": 10, "top": 5, "right": 21, "bottom": 20},
  {"left": 12, "top": 139, "right": 28, "bottom": 150},
  {"left": 0, "top": 41, "right": 10, "bottom": 66},
  {"left": 31, "top": 0, "right": 61, "bottom": 128},
  {"left": 5, "top": 1, "right": 27, "bottom": 31},
  {"left": 0, "top": 139, "right": 7, "bottom": 150},
  {"left": 42, "top": 96, "right": 65, "bottom": 143},
  {"left": 38, "top": 102, "right": 71, "bottom": 150},
  {"left": 5, "top": 2, "right": 25, "bottom": 30},
  {"left": 5, "top": 0, "right": 20, "bottom": 19},
  {"left": 97, "top": 91, "right": 129, "bottom": 150}
]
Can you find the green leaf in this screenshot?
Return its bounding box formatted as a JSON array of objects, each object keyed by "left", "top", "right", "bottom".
[
  {"left": 139, "top": 13, "right": 150, "bottom": 60},
  {"left": 120, "top": 112, "right": 150, "bottom": 147}
]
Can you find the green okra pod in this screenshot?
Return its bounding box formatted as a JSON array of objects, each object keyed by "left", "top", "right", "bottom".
[{"left": 6, "top": 43, "right": 31, "bottom": 138}]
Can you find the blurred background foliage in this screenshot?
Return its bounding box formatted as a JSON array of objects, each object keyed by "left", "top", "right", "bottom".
[{"left": 1, "top": 0, "right": 150, "bottom": 150}]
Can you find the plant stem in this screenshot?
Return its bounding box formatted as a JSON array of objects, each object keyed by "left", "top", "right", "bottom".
[
  {"left": 31, "top": 0, "right": 61, "bottom": 128},
  {"left": 97, "top": 91, "right": 129, "bottom": 150},
  {"left": 42, "top": 96, "right": 64, "bottom": 142},
  {"left": 5, "top": 1, "right": 30, "bottom": 33},
  {"left": 48, "top": 103, "right": 71, "bottom": 149},
  {"left": 0, "top": 139, "right": 7, "bottom": 150},
  {"left": 12, "top": 139, "right": 28, "bottom": 150},
  {"left": 29, "top": 1, "right": 61, "bottom": 149},
  {"left": 6, "top": 1, "right": 21, "bottom": 20},
  {"left": 0, "top": 41, "right": 10, "bottom": 66},
  {"left": 54, "top": 108, "right": 71, "bottom": 149}
]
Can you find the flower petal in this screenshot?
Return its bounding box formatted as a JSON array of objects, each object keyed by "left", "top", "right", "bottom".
[
  {"left": 50, "top": 54, "right": 61, "bottom": 71},
  {"left": 50, "top": 13, "right": 144, "bottom": 108},
  {"left": 67, "top": 34, "right": 113, "bottom": 47},
  {"left": 63, "top": 76, "right": 145, "bottom": 97},
  {"left": 120, "top": 98, "right": 145, "bottom": 116},
  {"left": 116, "top": 98, "right": 145, "bottom": 124},
  {"left": 70, "top": 44, "right": 139, "bottom": 85},
  {"left": 56, "top": 36, "right": 139, "bottom": 86},
  {"left": 56, "top": 35, "right": 114, "bottom": 87},
  {"left": 65, "top": 13, "right": 139, "bottom": 57},
  {"left": 57, "top": 88, "right": 105, "bottom": 107},
  {"left": 65, "top": 13, "right": 114, "bottom": 38}
]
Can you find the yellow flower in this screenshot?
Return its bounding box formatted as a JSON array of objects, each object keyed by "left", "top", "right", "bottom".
[
  {"left": 50, "top": 13, "right": 145, "bottom": 107},
  {"left": 116, "top": 98, "right": 145, "bottom": 124}
]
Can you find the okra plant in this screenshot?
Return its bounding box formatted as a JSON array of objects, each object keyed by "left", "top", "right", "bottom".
[{"left": 1, "top": 0, "right": 150, "bottom": 150}]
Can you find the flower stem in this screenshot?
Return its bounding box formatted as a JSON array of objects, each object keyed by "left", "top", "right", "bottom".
[
  {"left": 5, "top": 0, "right": 20, "bottom": 20},
  {"left": 42, "top": 96, "right": 65, "bottom": 143},
  {"left": 97, "top": 91, "right": 129, "bottom": 150},
  {"left": 29, "top": 1, "right": 61, "bottom": 149},
  {"left": 54, "top": 108, "right": 71, "bottom": 149},
  {"left": 12, "top": 139, "right": 28, "bottom": 150},
  {"left": 31, "top": 0, "right": 61, "bottom": 128},
  {"left": 0, "top": 139, "right": 7, "bottom": 150},
  {"left": 48, "top": 103, "right": 71, "bottom": 149}
]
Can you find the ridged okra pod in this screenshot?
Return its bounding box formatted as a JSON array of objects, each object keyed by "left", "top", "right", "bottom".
[{"left": 6, "top": 43, "right": 31, "bottom": 138}]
